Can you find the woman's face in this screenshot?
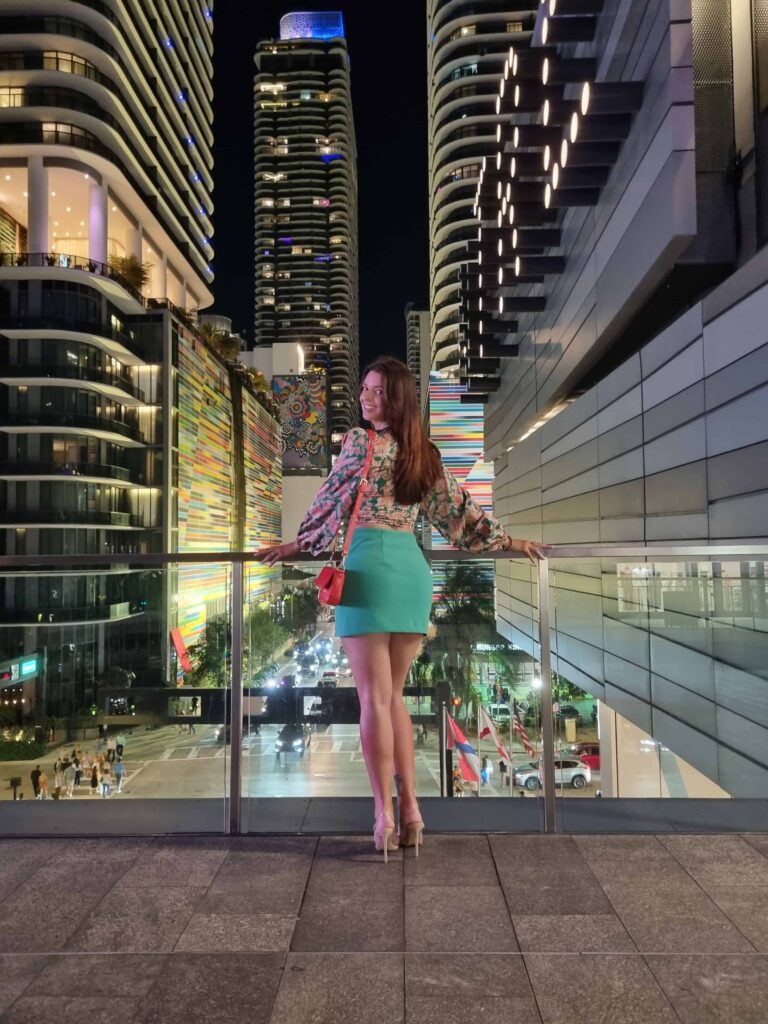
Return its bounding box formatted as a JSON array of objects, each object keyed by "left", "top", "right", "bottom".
[{"left": 360, "top": 371, "right": 388, "bottom": 426}]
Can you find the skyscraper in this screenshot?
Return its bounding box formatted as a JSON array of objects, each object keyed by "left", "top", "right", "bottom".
[
  {"left": 0, "top": 4, "right": 281, "bottom": 715},
  {"left": 426, "top": 4, "right": 538, "bottom": 378},
  {"left": 253, "top": 11, "right": 359, "bottom": 450},
  {"left": 404, "top": 304, "right": 431, "bottom": 424}
]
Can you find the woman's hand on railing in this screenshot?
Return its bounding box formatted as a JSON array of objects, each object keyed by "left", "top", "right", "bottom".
[
  {"left": 505, "top": 537, "right": 547, "bottom": 564},
  {"left": 253, "top": 539, "right": 301, "bottom": 566}
]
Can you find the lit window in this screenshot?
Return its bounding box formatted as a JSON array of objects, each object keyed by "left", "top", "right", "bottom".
[
  {"left": 506, "top": 21, "right": 524, "bottom": 32},
  {"left": 329, "top": 235, "right": 344, "bottom": 245},
  {"left": 313, "top": 198, "right": 331, "bottom": 207},
  {"left": 259, "top": 82, "right": 286, "bottom": 93},
  {"left": 276, "top": 271, "right": 291, "bottom": 280},
  {"left": 276, "top": 303, "right": 291, "bottom": 312},
  {"left": 259, "top": 198, "right": 275, "bottom": 207},
  {"left": 276, "top": 145, "right": 289, "bottom": 155},
  {"left": 0, "top": 87, "right": 23, "bottom": 107},
  {"left": 300, "top": 90, "right": 312, "bottom": 100},
  {"left": 277, "top": 198, "right": 291, "bottom": 207}
]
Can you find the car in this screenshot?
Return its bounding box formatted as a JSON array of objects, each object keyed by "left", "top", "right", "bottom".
[
  {"left": 275, "top": 722, "right": 311, "bottom": 756},
  {"left": 486, "top": 703, "right": 511, "bottom": 724},
  {"left": 319, "top": 670, "right": 338, "bottom": 688},
  {"left": 512, "top": 758, "right": 591, "bottom": 791},
  {"left": 567, "top": 742, "right": 600, "bottom": 771}
]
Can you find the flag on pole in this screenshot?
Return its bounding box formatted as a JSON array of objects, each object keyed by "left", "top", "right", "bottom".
[
  {"left": 478, "top": 705, "right": 513, "bottom": 768},
  {"left": 512, "top": 707, "right": 537, "bottom": 759},
  {"left": 445, "top": 715, "right": 480, "bottom": 783}
]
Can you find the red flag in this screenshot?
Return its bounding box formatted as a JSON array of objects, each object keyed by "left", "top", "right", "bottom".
[
  {"left": 512, "top": 709, "right": 536, "bottom": 759},
  {"left": 445, "top": 715, "right": 480, "bottom": 783},
  {"left": 478, "top": 705, "right": 512, "bottom": 767}
]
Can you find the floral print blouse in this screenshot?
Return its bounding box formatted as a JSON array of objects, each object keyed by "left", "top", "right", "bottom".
[{"left": 297, "top": 427, "right": 512, "bottom": 556}]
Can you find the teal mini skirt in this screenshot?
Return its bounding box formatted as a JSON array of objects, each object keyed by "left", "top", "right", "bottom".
[{"left": 335, "top": 528, "right": 433, "bottom": 637}]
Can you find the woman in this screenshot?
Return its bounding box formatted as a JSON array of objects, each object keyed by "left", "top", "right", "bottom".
[{"left": 256, "top": 357, "right": 543, "bottom": 860}]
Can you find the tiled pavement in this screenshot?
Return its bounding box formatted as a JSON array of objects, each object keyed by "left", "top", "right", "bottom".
[{"left": 1, "top": 833, "right": 768, "bottom": 1022}]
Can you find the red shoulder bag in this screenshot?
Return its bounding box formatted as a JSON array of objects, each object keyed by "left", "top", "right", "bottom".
[{"left": 314, "top": 429, "right": 375, "bottom": 606}]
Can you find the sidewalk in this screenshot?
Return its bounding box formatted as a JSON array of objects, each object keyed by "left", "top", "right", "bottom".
[{"left": 1, "top": 832, "right": 768, "bottom": 1021}]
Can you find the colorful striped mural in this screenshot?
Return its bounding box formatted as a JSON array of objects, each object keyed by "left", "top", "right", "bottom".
[{"left": 175, "top": 329, "right": 282, "bottom": 651}]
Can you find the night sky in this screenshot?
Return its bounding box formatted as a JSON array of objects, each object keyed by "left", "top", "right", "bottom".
[{"left": 211, "top": 2, "right": 429, "bottom": 365}]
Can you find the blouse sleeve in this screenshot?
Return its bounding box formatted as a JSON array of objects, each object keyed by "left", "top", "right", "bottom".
[
  {"left": 296, "top": 427, "right": 369, "bottom": 556},
  {"left": 420, "top": 462, "right": 510, "bottom": 552}
]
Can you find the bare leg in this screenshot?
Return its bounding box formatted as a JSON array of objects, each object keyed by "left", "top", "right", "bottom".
[
  {"left": 342, "top": 634, "right": 395, "bottom": 820},
  {"left": 390, "top": 633, "right": 426, "bottom": 825}
]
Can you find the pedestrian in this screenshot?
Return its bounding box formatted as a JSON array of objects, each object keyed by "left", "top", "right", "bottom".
[
  {"left": 90, "top": 763, "right": 100, "bottom": 797},
  {"left": 481, "top": 756, "right": 489, "bottom": 786},
  {"left": 73, "top": 755, "right": 82, "bottom": 789},
  {"left": 53, "top": 760, "right": 64, "bottom": 794},
  {"left": 64, "top": 761, "right": 77, "bottom": 798},
  {"left": 105, "top": 733, "right": 117, "bottom": 764},
  {"left": 113, "top": 758, "right": 125, "bottom": 793},
  {"left": 30, "top": 764, "right": 41, "bottom": 799},
  {"left": 452, "top": 768, "right": 464, "bottom": 797},
  {"left": 115, "top": 732, "right": 126, "bottom": 758},
  {"left": 256, "top": 357, "right": 544, "bottom": 860},
  {"left": 38, "top": 769, "right": 48, "bottom": 800},
  {"left": 101, "top": 764, "right": 112, "bottom": 798},
  {"left": 499, "top": 759, "right": 508, "bottom": 786}
]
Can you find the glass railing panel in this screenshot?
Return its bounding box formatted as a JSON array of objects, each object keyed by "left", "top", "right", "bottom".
[
  {"left": 239, "top": 554, "right": 544, "bottom": 831},
  {"left": 0, "top": 562, "right": 231, "bottom": 835},
  {"left": 548, "top": 553, "right": 768, "bottom": 830}
]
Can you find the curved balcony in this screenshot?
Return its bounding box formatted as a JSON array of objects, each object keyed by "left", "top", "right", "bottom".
[
  {"left": 0, "top": 412, "right": 145, "bottom": 444},
  {"left": 0, "top": 461, "right": 143, "bottom": 485},
  {"left": 0, "top": 315, "right": 141, "bottom": 360},
  {"left": 0, "top": 509, "right": 140, "bottom": 527},
  {"left": 2, "top": 363, "right": 145, "bottom": 403},
  {"left": 0, "top": 252, "right": 145, "bottom": 308}
]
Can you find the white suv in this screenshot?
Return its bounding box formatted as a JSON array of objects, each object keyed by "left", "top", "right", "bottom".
[{"left": 513, "top": 758, "right": 591, "bottom": 791}]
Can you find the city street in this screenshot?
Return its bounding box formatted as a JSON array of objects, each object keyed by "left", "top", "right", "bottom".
[{"left": 0, "top": 720, "right": 600, "bottom": 802}]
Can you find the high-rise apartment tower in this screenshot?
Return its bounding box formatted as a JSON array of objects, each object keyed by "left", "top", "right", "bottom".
[{"left": 254, "top": 12, "right": 359, "bottom": 449}]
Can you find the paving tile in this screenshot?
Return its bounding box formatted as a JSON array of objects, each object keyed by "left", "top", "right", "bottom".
[
  {"left": 292, "top": 896, "right": 402, "bottom": 952},
  {"left": 197, "top": 838, "right": 315, "bottom": 915},
  {"left": 175, "top": 912, "right": 296, "bottom": 952},
  {"left": 573, "top": 835, "right": 677, "bottom": 864},
  {"left": 524, "top": 952, "right": 679, "bottom": 1024},
  {"left": 132, "top": 952, "right": 283, "bottom": 1024},
  {"left": 303, "top": 837, "right": 403, "bottom": 900},
  {"left": 601, "top": 883, "right": 756, "bottom": 954},
  {"left": 0, "top": 883, "right": 105, "bottom": 953},
  {"left": 403, "top": 835, "right": 499, "bottom": 888},
  {"left": 1, "top": 995, "right": 143, "bottom": 1024},
  {"left": 659, "top": 834, "right": 768, "bottom": 887},
  {"left": 490, "top": 834, "right": 584, "bottom": 867},
  {"left": 513, "top": 913, "right": 636, "bottom": 952},
  {"left": 115, "top": 837, "right": 231, "bottom": 889},
  {"left": 0, "top": 842, "right": 60, "bottom": 902},
  {"left": 707, "top": 886, "right": 768, "bottom": 952},
  {"left": 743, "top": 834, "right": 768, "bottom": 858},
  {"left": 0, "top": 956, "right": 50, "bottom": 1015},
  {"left": 645, "top": 953, "right": 768, "bottom": 1023},
  {"left": 489, "top": 834, "right": 614, "bottom": 915},
  {"left": 269, "top": 952, "right": 403, "bottom": 1024},
  {"left": 405, "top": 952, "right": 541, "bottom": 1024},
  {"left": 67, "top": 886, "right": 206, "bottom": 952},
  {"left": 405, "top": 886, "right": 517, "bottom": 953},
  {"left": 500, "top": 863, "right": 613, "bottom": 915},
  {"left": 25, "top": 953, "right": 166, "bottom": 998}
]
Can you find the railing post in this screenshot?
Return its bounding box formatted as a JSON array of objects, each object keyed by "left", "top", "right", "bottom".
[
  {"left": 537, "top": 556, "right": 557, "bottom": 833},
  {"left": 228, "top": 559, "right": 244, "bottom": 835}
]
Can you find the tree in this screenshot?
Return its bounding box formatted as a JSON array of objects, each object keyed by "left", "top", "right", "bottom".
[
  {"left": 248, "top": 606, "right": 288, "bottom": 678},
  {"left": 187, "top": 615, "right": 230, "bottom": 687},
  {"left": 197, "top": 321, "right": 241, "bottom": 361},
  {"left": 109, "top": 253, "right": 152, "bottom": 290}
]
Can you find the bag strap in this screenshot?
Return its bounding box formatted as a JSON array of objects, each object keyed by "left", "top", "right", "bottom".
[{"left": 339, "top": 429, "right": 376, "bottom": 561}]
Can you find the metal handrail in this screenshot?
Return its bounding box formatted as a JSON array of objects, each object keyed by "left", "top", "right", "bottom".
[{"left": 0, "top": 545, "right": 766, "bottom": 568}]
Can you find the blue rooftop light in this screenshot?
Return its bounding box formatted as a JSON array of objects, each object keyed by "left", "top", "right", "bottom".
[{"left": 279, "top": 12, "right": 344, "bottom": 40}]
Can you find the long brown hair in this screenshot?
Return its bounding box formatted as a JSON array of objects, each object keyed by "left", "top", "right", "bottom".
[{"left": 360, "top": 356, "right": 442, "bottom": 504}]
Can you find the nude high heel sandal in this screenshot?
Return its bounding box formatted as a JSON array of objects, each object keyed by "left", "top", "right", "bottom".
[
  {"left": 373, "top": 811, "right": 398, "bottom": 863},
  {"left": 399, "top": 819, "right": 425, "bottom": 856}
]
